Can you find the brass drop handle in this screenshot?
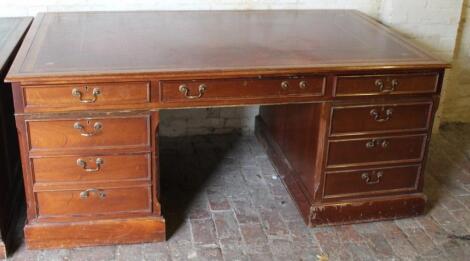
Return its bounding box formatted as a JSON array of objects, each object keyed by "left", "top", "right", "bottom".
[
  {"left": 179, "top": 84, "right": 207, "bottom": 99},
  {"left": 365, "top": 139, "right": 389, "bottom": 149},
  {"left": 361, "top": 171, "right": 383, "bottom": 185},
  {"left": 72, "top": 87, "right": 101, "bottom": 103},
  {"left": 80, "top": 188, "right": 106, "bottom": 199},
  {"left": 73, "top": 122, "right": 102, "bottom": 137},
  {"left": 391, "top": 79, "right": 399, "bottom": 90},
  {"left": 375, "top": 79, "right": 398, "bottom": 93},
  {"left": 370, "top": 108, "right": 393, "bottom": 122},
  {"left": 76, "top": 158, "right": 104, "bottom": 172},
  {"left": 281, "top": 81, "right": 289, "bottom": 90},
  {"left": 381, "top": 140, "right": 389, "bottom": 148},
  {"left": 299, "top": 81, "right": 308, "bottom": 90},
  {"left": 375, "top": 79, "right": 384, "bottom": 91}
]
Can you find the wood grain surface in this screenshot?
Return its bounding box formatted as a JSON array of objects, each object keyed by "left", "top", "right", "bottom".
[{"left": 6, "top": 10, "right": 447, "bottom": 83}]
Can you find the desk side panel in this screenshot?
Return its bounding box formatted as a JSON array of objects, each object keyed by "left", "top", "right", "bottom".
[{"left": 257, "top": 103, "right": 325, "bottom": 222}]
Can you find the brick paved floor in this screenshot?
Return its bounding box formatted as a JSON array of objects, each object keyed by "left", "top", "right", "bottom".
[{"left": 6, "top": 123, "right": 470, "bottom": 260}]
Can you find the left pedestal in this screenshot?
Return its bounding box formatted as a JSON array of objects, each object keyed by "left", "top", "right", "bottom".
[{"left": 14, "top": 110, "right": 165, "bottom": 249}]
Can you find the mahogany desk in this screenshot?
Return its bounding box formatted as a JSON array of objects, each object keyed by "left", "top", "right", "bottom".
[
  {"left": 0, "top": 17, "right": 32, "bottom": 258},
  {"left": 6, "top": 10, "right": 448, "bottom": 249}
]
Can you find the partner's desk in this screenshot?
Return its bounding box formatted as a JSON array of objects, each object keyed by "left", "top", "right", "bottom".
[{"left": 6, "top": 10, "right": 448, "bottom": 249}]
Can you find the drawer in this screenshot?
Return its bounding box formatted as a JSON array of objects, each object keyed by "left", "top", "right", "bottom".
[
  {"left": 329, "top": 101, "right": 432, "bottom": 136},
  {"left": 23, "top": 82, "right": 150, "bottom": 110},
  {"left": 334, "top": 73, "right": 439, "bottom": 96},
  {"left": 323, "top": 165, "right": 421, "bottom": 199},
  {"left": 27, "top": 115, "right": 150, "bottom": 151},
  {"left": 32, "top": 153, "right": 151, "bottom": 183},
  {"left": 36, "top": 186, "right": 151, "bottom": 217},
  {"left": 159, "top": 76, "right": 325, "bottom": 102},
  {"left": 326, "top": 134, "right": 427, "bottom": 168}
]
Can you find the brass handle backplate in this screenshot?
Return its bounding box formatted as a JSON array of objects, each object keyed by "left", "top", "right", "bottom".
[
  {"left": 281, "top": 81, "right": 289, "bottom": 90},
  {"left": 361, "top": 171, "right": 383, "bottom": 185},
  {"left": 73, "top": 122, "right": 102, "bottom": 137},
  {"left": 77, "top": 158, "right": 104, "bottom": 172},
  {"left": 72, "top": 87, "right": 101, "bottom": 103},
  {"left": 375, "top": 79, "right": 398, "bottom": 93},
  {"left": 299, "top": 81, "right": 308, "bottom": 90},
  {"left": 80, "top": 188, "right": 106, "bottom": 199},
  {"left": 365, "top": 139, "right": 389, "bottom": 149},
  {"left": 179, "top": 84, "right": 207, "bottom": 99},
  {"left": 370, "top": 107, "right": 393, "bottom": 122}
]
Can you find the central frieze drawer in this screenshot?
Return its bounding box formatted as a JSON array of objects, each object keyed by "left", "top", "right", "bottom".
[
  {"left": 36, "top": 185, "right": 151, "bottom": 217},
  {"left": 329, "top": 101, "right": 433, "bottom": 136},
  {"left": 23, "top": 82, "right": 150, "bottom": 110},
  {"left": 334, "top": 73, "right": 439, "bottom": 96},
  {"left": 27, "top": 115, "right": 150, "bottom": 150},
  {"left": 326, "top": 134, "right": 427, "bottom": 168},
  {"left": 323, "top": 165, "right": 421, "bottom": 199},
  {"left": 32, "top": 153, "right": 151, "bottom": 183},
  {"left": 159, "top": 76, "right": 326, "bottom": 102}
]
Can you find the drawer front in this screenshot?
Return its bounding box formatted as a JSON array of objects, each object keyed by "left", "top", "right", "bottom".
[
  {"left": 330, "top": 101, "right": 432, "bottom": 136},
  {"left": 36, "top": 186, "right": 151, "bottom": 217},
  {"left": 327, "top": 134, "right": 427, "bottom": 168},
  {"left": 334, "top": 73, "right": 439, "bottom": 96},
  {"left": 28, "top": 116, "right": 150, "bottom": 150},
  {"left": 32, "top": 153, "right": 151, "bottom": 183},
  {"left": 323, "top": 165, "right": 420, "bottom": 198},
  {"left": 160, "top": 76, "right": 325, "bottom": 102},
  {"left": 23, "top": 82, "right": 150, "bottom": 110}
]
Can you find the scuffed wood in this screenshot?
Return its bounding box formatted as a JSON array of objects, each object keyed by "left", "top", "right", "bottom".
[
  {"left": 25, "top": 217, "right": 165, "bottom": 249},
  {"left": 308, "top": 194, "right": 426, "bottom": 226}
]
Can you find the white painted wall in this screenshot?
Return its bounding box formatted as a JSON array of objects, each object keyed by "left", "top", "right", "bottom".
[
  {"left": 0, "top": 1, "right": 382, "bottom": 17},
  {"left": 0, "top": 0, "right": 466, "bottom": 136},
  {"left": 379, "top": 0, "right": 465, "bottom": 129},
  {"left": 441, "top": 0, "right": 470, "bottom": 123}
]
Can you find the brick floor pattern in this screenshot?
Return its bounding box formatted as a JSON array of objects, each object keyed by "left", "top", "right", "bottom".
[{"left": 6, "top": 123, "right": 470, "bottom": 260}]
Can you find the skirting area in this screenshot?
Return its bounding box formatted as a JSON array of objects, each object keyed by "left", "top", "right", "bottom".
[{"left": 7, "top": 124, "right": 470, "bottom": 260}]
